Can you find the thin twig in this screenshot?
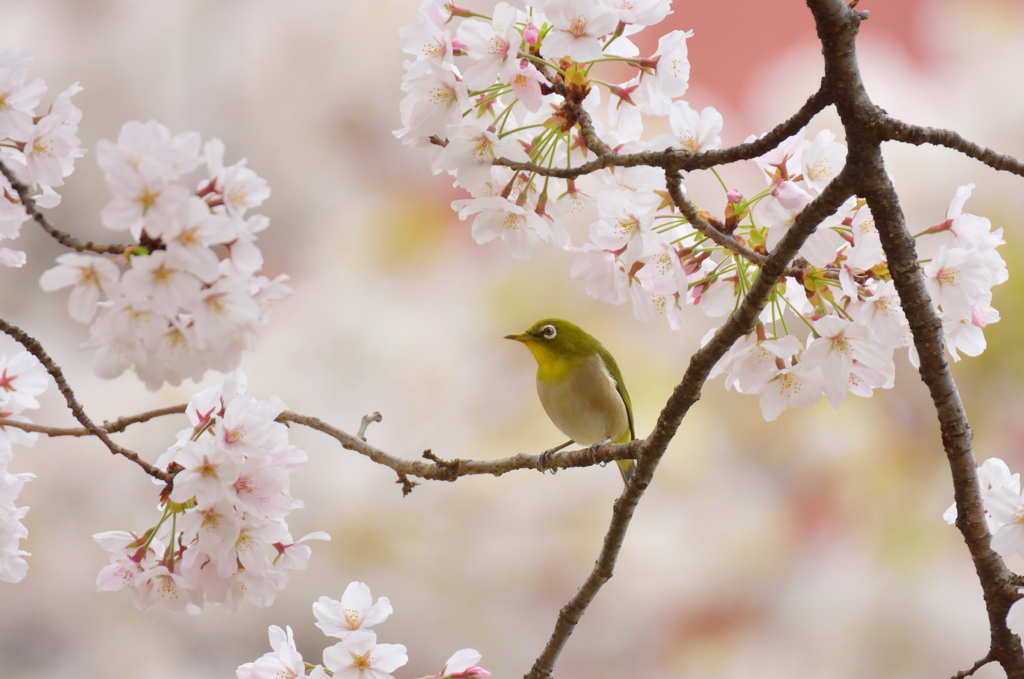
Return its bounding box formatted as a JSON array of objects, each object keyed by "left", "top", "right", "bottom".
[
  {"left": 665, "top": 170, "right": 804, "bottom": 278},
  {"left": 489, "top": 87, "right": 831, "bottom": 179},
  {"left": 279, "top": 411, "right": 639, "bottom": 480},
  {"left": 0, "top": 317, "right": 171, "bottom": 483},
  {"left": 953, "top": 653, "right": 994, "bottom": 679},
  {"left": 0, "top": 161, "right": 134, "bottom": 255},
  {"left": 357, "top": 411, "right": 382, "bottom": 441},
  {"left": 0, "top": 404, "right": 187, "bottom": 437},
  {"left": 881, "top": 117, "right": 1024, "bottom": 178}
]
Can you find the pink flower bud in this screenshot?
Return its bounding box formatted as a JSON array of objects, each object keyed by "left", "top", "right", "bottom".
[
  {"left": 523, "top": 21, "right": 539, "bottom": 45},
  {"left": 971, "top": 306, "right": 988, "bottom": 328},
  {"left": 772, "top": 180, "right": 811, "bottom": 210},
  {"left": 726, "top": 189, "right": 743, "bottom": 204}
]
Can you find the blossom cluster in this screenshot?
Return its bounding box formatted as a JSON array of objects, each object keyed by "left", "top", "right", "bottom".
[
  {"left": 94, "top": 371, "right": 327, "bottom": 613},
  {"left": 944, "top": 457, "right": 1024, "bottom": 639},
  {"left": 0, "top": 48, "right": 85, "bottom": 267},
  {"left": 39, "top": 121, "right": 290, "bottom": 390},
  {"left": 238, "top": 580, "right": 490, "bottom": 679},
  {"left": 0, "top": 351, "right": 48, "bottom": 583},
  {"left": 396, "top": 0, "right": 1007, "bottom": 421},
  {"left": 707, "top": 179, "right": 1005, "bottom": 422}
]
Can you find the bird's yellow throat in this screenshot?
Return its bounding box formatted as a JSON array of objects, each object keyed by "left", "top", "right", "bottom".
[{"left": 523, "top": 340, "right": 575, "bottom": 383}]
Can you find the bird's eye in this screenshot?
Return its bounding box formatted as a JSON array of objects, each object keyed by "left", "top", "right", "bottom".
[{"left": 541, "top": 324, "right": 556, "bottom": 339}]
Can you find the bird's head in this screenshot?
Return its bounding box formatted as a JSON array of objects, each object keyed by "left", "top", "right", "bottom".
[{"left": 504, "top": 318, "right": 600, "bottom": 364}]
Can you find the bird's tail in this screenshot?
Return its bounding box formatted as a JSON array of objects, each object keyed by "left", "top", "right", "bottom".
[{"left": 616, "top": 459, "right": 636, "bottom": 484}]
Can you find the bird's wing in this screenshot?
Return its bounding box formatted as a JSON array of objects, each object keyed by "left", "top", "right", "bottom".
[{"left": 597, "top": 345, "right": 634, "bottom": 441}]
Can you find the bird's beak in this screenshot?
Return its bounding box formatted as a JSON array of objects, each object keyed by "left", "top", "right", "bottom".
[{"left": 504, "top": 332, "right": 530, "bottom": 343}]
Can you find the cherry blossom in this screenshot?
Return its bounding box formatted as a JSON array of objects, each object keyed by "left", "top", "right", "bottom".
[
  {"left": 540, "top": 0, "right": 619, "bottom": 63},
  {"left": 944, "top": 457, "right": 1019, "bottom": 528},
  {"left": 323, "top": 630, "right": 409, "bottom": 679},
  {"left": 457, "top": 3, "right": 523, "bottom": 90},
  {"left": 453, "top": 195, "right": 553, "bottom": 260},
  {"left": 313, "top": 581, "right": 394, "bottom": 639},
  {"left": 0, "top": 467, "right": 34, "bottom": 583},
  {"left": 236, "top": 626, "right": 309, "bottom": 679},
  {"left": 923, "top": 246, "right": 994, "bottom": 320},
  {"left": 430, "top": 649, "right": 492, "bottom": 679},
  {"left": 0, "top": 48, "right": 46, "bottom": 141},
  {"left": 664, "top": 101, "right": 723, "bottom": 153}
]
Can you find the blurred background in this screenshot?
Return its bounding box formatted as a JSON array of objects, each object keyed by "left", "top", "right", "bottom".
[{"left": 1, "top": 0, "right": 1024, "bottom": 677}]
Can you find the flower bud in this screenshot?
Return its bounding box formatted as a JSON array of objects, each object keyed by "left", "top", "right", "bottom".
[
  {"left": 523, "top": 21, "right": 539, "bottom": 45},
  {"left": 726, "top": 189, "right": 743, "bottom": 204}
]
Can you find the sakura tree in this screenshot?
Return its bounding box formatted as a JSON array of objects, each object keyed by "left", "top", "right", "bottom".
[{"left": 1, "top": 0, "right": 1024, "bottom": 677}]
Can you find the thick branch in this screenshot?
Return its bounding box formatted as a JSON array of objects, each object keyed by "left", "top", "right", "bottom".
[
  {"left": 0, "top": 318, "right": 170, "bottom": 483},
  {"left": 804, "top": 0, "right": 1024, "bottom": 675},
  {"left": 524, "top": 173, "right": 854, "bottom": 679},
  {"left": 881, "top": 117, "right": 1024, "bottom": 178},
  {"left": 0, "top": 160, "right": 132, "bottom": 255}
]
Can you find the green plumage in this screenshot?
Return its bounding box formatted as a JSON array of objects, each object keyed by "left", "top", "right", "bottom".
[{"left": 505, "top": 319, "right": 636, "bottom": 483}]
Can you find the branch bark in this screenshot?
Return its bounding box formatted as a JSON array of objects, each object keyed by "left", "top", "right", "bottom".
[
  {"left": 881, "top": 117, "right": 1024, "bottom": 178},
  {"left": 0, "top": 317, "right": 171, "bottom": 483},
  {"left": 805, "top": 0, "right": 1024, "bottom": 675},
  {"left": 0, "top": 161, "right": 134, "bottom": 255}
]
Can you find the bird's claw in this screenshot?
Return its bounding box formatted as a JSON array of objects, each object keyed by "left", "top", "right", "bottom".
[
  {"left": 538, "top": 449, "right": 555, "bottom": 474},
  {"left": 588, "top": 438, "right": 612, "bottom": 466},
  {"left": 538, "top": 440, "right": 573, "bottom": 474}
]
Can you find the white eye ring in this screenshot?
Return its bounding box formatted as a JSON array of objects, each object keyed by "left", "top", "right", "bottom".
[{"left": 541, "top": 324, "right": 556, "bottom": 339}]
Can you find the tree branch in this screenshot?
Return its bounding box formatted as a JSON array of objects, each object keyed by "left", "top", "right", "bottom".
[
  {"left": 953, "top": 653, "right": 994, "bottom": 679},
  {"left": 279, "top": 411, "right": 639, "bottom": 481},
  {"left": 0, "top": 404, "right": 187, "bottom": 438},
  {"left": 0, "top": 160, "right": 134, "bottom": 255},
  {"left": 0, "top": 317, "right": 171, "bottom": 483},
  {"left": 803, "top": 0, "right": 1024, "bottom": 675},
  {"left": 665, "top": 170, "right": 803, "bottom": 277},
  {"left": 880, "top": 117, "right": 1024, "bottom": 178},
  {"left": 491, "top": 87, "right": 832, "bottom": 180}
]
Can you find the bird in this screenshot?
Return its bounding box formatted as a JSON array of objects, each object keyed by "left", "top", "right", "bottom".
[{"left": 504, "top": 318, "right": 636, "bottom": 483}]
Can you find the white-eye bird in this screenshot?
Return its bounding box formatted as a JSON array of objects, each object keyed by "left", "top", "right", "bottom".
[{"left": 505, "top": 318, "right": 636, "bottom": 483}]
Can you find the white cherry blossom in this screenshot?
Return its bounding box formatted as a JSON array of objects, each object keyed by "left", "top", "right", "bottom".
[
  {"left": 313, "top": 581, "right": 394, "bottom": 639},
  {"left": 540, "top": 0, "right": 619, "bottom": 63},
  {"left": 322, "top": 630, "right": 408, "bottom": 679},
  {"left": 39, "top": 252, "right": 120, "bottom": 323}
]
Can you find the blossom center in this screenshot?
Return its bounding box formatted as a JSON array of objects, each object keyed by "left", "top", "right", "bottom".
[
  {"left": 569, "top": 16, "right": 588, "bottom": 38},
  {"left": 0, "top": 368, "right": 17, "bottom": 392},
  {"left": 352, "top": 651, "right": 372, "bottom": 670},
  {"left": 343, "top": 607, "right": 362, "bottom": 628},
  {"left": 137, "top": 187, "right": 159, "bottom": 214}
]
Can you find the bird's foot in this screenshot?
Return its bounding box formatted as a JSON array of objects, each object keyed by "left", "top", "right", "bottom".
[
  {"left": 539, "top": 440, "right": 573, "bottom": 474},
  {"left": 587, "top": 438, "right": 613, "bottom": 466}
]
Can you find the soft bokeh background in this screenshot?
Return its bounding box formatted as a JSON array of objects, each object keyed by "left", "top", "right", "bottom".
[{"left": 1, "top": 0, "right": 1024, "bottom": 677}]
